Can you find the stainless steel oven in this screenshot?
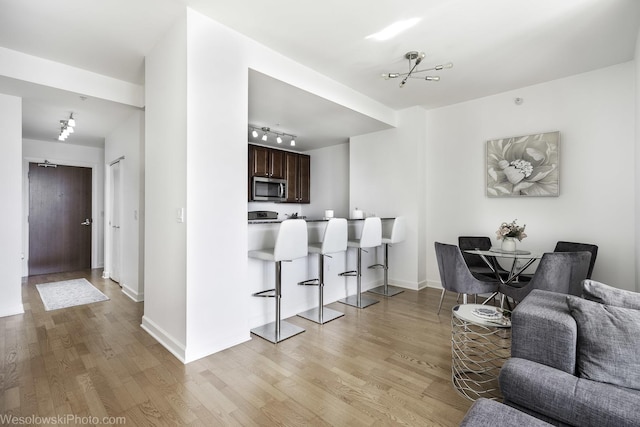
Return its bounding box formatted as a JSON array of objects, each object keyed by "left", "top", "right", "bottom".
[{"left": 252, "top": 176, "right": 287, "bottom": 202}]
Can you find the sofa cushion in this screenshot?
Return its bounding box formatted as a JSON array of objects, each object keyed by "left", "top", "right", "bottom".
[
  {"left": 459, "top": 398, "right": 552, "bottom": 427},
  {"left": 567, "top": 295, "right": 640, "bottom": 390},
  {"left": 582, "top": 279, "right": 640, "bottom": 310},
  {"left": 500, "top": 358, "right": 640, "bottom": 427}
]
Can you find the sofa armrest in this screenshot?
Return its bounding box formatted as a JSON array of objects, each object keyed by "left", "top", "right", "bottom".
[
  {"left": 511, "top": 289, "right": 577, "bottom": 374},
  {"left": 500, "top": 358, "right": 640, "bottom": 427}
]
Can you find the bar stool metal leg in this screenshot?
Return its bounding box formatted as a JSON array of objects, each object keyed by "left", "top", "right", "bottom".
[
  {"left": 251, "top": 261, "right": 305, "bottom": 343},
  {"left": 297, "top": 254, "right": 345, "bottom": 324},
  {"left": 368, "top": 243, "right": 404, "bottom": 297},
  {"left": 338, "top": 248, "right": 379, "bottom": 309}
]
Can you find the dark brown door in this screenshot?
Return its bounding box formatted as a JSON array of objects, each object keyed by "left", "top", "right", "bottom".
[{"left": 28, "top": 163, "right": 92, "bottom": 275}]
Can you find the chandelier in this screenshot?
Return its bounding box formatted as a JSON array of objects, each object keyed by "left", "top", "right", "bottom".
[{"left": 382, "top": 51, "right": 453, "bottom": 88}]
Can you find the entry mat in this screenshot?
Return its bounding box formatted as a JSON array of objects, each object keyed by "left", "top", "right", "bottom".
[{"left": 36, "top": 278, "right": 109, "bottom": 311}]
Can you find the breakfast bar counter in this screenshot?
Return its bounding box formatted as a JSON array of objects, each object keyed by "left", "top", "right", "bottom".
[{"left": 247, "top": 217, "right": 396, "bottom": 332}]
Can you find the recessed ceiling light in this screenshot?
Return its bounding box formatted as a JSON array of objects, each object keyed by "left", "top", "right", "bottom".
[{"left": 366, "top": 18, "right": 421, "bottom": 41}]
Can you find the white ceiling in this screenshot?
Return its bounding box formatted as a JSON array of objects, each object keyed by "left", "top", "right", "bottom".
[{"left": 0, "top": 0, "right": 638, "bottom": 150}]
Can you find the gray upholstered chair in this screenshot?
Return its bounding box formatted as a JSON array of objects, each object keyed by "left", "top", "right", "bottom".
[
  {"left": 458, "top": 236, "right": 511, "bottom": 281},
  {"left": 554, "top": 241, "right": 598, "bottom": 279},
  {"left": 498, "top": 251, "right": 591, "bottom": 304},
  {"left": 434, "top": 242, "right": 500, "bottom": 314}
]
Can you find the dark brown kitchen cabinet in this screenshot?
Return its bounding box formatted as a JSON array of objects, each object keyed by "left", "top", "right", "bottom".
[
  {"left": 284, "top": 152, "right": 310, "bottom": 203},
  {"left": 249, "top": 145, "right": 285, "bottom": 179}
]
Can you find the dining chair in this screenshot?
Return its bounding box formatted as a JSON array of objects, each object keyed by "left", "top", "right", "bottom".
[
  {"left": 519, "top": 241, "right": 598, "bottom": 282},
  {"left": 553, "top": 241, "right": 598, "bottom": 279},
  {"left": 498, "top": 251, "right": 591, "bottom": 304},
  {"left": 434, "top": 242, "right": 500, "bottom": 314},
  {"left": 458, "top": 236, "right": 510, "bottom": 281}
]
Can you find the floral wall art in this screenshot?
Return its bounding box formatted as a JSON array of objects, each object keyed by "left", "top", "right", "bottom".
[{"left": 486, "top": 131, "right": 559, "bottom": 197}]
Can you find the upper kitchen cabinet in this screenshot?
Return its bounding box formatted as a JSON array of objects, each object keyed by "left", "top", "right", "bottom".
[
  {"left": 249, "top": 144, "right": 285, "bottom": 179},
  {"left": 284, "top": 152, "right": 310, "bottom": 204}
]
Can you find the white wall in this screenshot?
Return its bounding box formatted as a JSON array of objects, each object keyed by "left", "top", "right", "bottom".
[
  {"left": 142, "top": 12, "right": 188, "bottom": 360},
  {"left": 425, "top": 62, "right": 636, "bottom": 291},
  {"left": 0, "top": 93, "right": 24, "bottom": 317},
  {"left": 303, "top": 143, "right": 350, "bottom": 219},
  {"left": 22, "top": 138, "right": 105, "bottom": 276},
  {"left": 104, "top": 110, "right": 145, "bottom": 301},
  {"left": 144, "top": 7, "right": 397, "bottom": 362},
  {"left": 350, "top": 107, "right": 428, "bottom": 290}
]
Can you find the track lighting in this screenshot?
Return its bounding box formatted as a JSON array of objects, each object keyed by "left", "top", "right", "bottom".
[
  {"left": 249, "top": 124, "right": 298, "bottom": 148},
  {"left": 382, "top": 51, "right": 452, "bottom": 88},
  {"left": 57, "top": 113, "right": 76, "bottom": 141}
]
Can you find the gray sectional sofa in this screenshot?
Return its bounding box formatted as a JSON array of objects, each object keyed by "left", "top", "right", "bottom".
[{"left": 498, "top": 282, "right": 640, "bottom": 426}]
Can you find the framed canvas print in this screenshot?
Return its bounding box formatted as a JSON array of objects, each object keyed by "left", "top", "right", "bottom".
[{"left": 486, "top": 131, "right": 559, "bottom": 197}]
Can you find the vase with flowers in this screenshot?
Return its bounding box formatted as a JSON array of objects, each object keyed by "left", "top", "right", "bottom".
[{"left": 496, "top": 219, "right": 527, "bottom": 252}]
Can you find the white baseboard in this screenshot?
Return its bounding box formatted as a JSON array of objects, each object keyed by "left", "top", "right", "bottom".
[
  {"left": 121, "top": 283, "right": 144, "bottom": 302},
  {"left": 0, "top": 304, "right": 24, "bottom": 318},
  {"left": 140, "top": 316, "right": 186, "bottom": 363},
  {"left": 184, "top": 335, "right": 251, "bottom": 364},
  {"left": 365, "top": 278, "right": 421, "bottom": 291}
]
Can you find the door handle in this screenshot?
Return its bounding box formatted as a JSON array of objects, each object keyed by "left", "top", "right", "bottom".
[{"left": 81, "top": 218, "right": 92, "bottom": 226}]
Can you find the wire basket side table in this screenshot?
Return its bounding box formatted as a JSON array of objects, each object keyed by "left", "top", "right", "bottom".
[{"left": 451, "top": 304, "right": 511, "bottom": 401}]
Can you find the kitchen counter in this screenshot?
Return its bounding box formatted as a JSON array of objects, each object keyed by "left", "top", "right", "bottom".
[{"left": 248, "top": 217, "right": 395, "bottom": 224}]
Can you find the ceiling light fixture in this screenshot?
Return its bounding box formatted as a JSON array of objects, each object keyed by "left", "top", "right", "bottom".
[
  {"left": 382, "top": 51, "right": 453, "bottom": 88},
  {"left": 57, "top": 113, "right": 76, "bottom": 141},
  {"left": 249, "top": 125, "right": 298, "bottom": 148}
]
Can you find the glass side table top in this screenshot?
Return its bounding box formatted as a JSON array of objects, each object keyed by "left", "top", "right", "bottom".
[{"left": 452, "top": 304, "right": 511, "bottom": 328}]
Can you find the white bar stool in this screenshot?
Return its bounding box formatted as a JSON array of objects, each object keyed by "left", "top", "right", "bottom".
[
  {"left": 338, "top": 217, "right": 381, "bottom": 309},
  {"left": 297, "top": 218, "right": 348, "bottom": 324},
  {"left": 368, "top": 216, "right": 406, "bottom": 297},
  {"left": 249, "top": 219, "right": 308, "bottom": 343}
]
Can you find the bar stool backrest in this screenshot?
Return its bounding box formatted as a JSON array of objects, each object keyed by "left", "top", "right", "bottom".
[
  {"left": 320, "top": 218, "right": 348, "bottom": 255},
  {"left": 359, "top": 217, "right": 382, "bottom": 249},
  {"left": 274, "top": 219, "right": 308, "bottom": 262},
  {"left": 386, "top": 216, "right": 406, "bottom": 244}
]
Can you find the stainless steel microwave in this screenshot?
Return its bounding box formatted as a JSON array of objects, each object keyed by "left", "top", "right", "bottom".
[{"left": 252, "top": 177, "right": 287, "bottom": 202}]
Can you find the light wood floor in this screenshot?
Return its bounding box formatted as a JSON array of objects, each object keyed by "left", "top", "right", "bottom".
[{"left": 1, "top": 270, "right": 473, "bottom": 426}]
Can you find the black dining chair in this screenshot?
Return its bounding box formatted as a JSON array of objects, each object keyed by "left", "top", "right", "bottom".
[
  {"left": 435, "top": 242, "right": 500, "bottom": 314},
  {"left": 458, "top": 236, "right": 511, "bottom": 281},
  {"left": 553, "top": 241, "right": 598, "bottom": 279},
  {"left": 499, "top": 251, "right": 591, "bottom": 304},
  {"left": 519, "top": 240, "right": 598, "bottom": 282}
]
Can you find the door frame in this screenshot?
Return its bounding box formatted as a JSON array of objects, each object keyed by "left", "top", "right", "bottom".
[
  {"left": 22, "top": 157, "right": 101, "bottom": 277},
  {"left": 104, "top": 157, "right": 124, "bottom": 283}
]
